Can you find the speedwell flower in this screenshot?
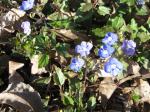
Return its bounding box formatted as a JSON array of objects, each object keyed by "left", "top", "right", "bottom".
[
  {"left": 136, "top": 0, "right": 145, "bottom": 5},
  {"left": 104, "top": 58, "right": 123, "bottom": 76},
  {"left": 98, "top": 45, "right": 115, "bottom": 59},
  {"left": 70, "top": 57, "right": 85, "bottom": 72},
  {"left": 75, "top": 41, "right": 93, "bottom": 57},
  {"left": 21, "top": 21, "right": 31, "bottom": 35},
  {"left": 102, "top": 32, "right": 118, "bottom": 46},
  {"left": 19, "top": 0, "right": 34, "bottom": 11},
  {"left": 122, "top": 40, "right": 136, "bottom": 56}
]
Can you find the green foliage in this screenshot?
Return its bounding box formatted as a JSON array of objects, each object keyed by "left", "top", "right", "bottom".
[
  {"left": 33, "top": 77, "right": 51, "bottom": 85},
  {"left": 110, "top": 16, "right": 125, "bottom": 30},
  {"left": 87, "top": 96, "right": 96, "bottom": 109},
  {"left": 132, "top": 93, "right": 140, "bottom": 102},
  {"left": 79, "top": 3, "right": 93, "bottom": 12},
  {"left": 54, "top": 66, "right": 66, "bottom": 86},
  {"left": 38, "top": 54, "right": 49, "bottom": 68},
  {"left": 97, "top": 6, "right": 111, "bottom": 16},
  {"left": 62, "top": 94, "right": 74, "bottom": 105},
  {"left": 6, "top": 0, "right": 150, "bottom": 111}
]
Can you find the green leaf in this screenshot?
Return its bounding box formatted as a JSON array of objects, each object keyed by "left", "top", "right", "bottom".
[
  {"left": 38, "top": 54, "right": 49, "bottom": 68},
  {"left": 80, "top": 3, "right": 93, "bottom": 12},
  {"left": 33, "top": 77, "right": 51, "bottom": 85},
  {"left": 63, "top": 95, "right": 74, "bottom": 105},
  {"left": 92, "top": 26, "right": 114, "bottom": 37},
  {"left": 147, "top": 18, "right": 150, "bottom": 28},
  {"left": 87, "top": 96, "right": 96, "bottom": 109},
  {"left": 47, "top": 12, "right": 62, "bottom": 20},
  {"left": 130, "top": 19, "right": 138, "bottom": 31},
  {"left": 97, "top": 6, "right": 110, "bottom": 16},
  {"left": 136, "top": 6, "right": 149, "bottom": 16},
  {"left": 54, "top": 67, "right": 66, "bottom": 86},
  {"left": 49, "top": 20, "right": 71, "bottom": 29},
  {"left": 137, "top": 32, "right": 150, "bottom": 43},
  {"left": 111, "top": 16, "right": 125, "bottom": 30},
  {"left": 132, "top": 94, "right": 140, "bottom": 102},
  {"left": 120, "top": 0, "right": 135, "bottom": 6},
  {"left": 42, "top": 96, "right": 49, "bottom": 108}
]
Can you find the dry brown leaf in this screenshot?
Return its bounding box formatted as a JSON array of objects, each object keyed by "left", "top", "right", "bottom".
[
  {"left": 0, "top": 92, "right": 34, "bottom": 112},
  {"left": 122, "top": 87, "right": 133, "bottom": 94},
  {"left": 127, "top": 61, "right": 140, "bottom": 75},
  {"left": 138, "top": 79, "right": 150, "bottom": 103},
  {"left": 0, "top": 8, "right": 25, "bottom": 42},
  {"left": 0, "top": 82, "right": 43, "bottom": 112},
  {"left": 50, "top": 29, "right": 89, "bottom": 41},
  {"left": 9, "top": 61, "right": 24, "bottom": 74},
  {"left": 98, "top": 78, "right": 117, "bottom": 106}
]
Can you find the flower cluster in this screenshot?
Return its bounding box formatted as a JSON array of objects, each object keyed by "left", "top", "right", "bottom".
[
  {"left": 98, "top": 32, "right": 123, "bottom": 76},
  {"left": 70, "top": 41, "right": 93, "bottom": 72},
  {"left": 98, "top": 32, "right": 136, "bottom": 76},
  {"left": 21, "top": 21, "right": 31, "bottom": 35},
  {"left": 69, "top": 32, "right": 136, "bottom": 76},
  {"left": 98, "top": 32, "right": 117, "bottom": 59},
  {"left": 19, "top": 0, "right": 34, "bottom": 11}
]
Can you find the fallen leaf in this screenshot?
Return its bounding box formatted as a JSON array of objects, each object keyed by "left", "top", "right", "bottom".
[
  {"left": 97, "top": 78, "right": 117, "bottom": 106},
  {"left": 9, "top": 61, "right": 24, "bottom": 74},
  {"left": 127, "top": 61, "right": 140, "bottom": 75},
  {"left": 50, "top": 29, "right": 89, "bottom": 41},
  {"left": 138, "top": 79, "right": 150, "bottom": 103},
  {"left": 0, "top": 8, "right": 25, "bottom": 42},
  {"left": 0, "top": 82, "right": 43, "bottom": 112}
]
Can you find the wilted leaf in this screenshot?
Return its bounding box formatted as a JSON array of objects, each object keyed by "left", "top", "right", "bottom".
[
  {"left": 0, "top": 8, "right": 25, "bottom": 42},
  {"left": 97, "top": 78, "right": 117, "bottom": 106},
  {"left": 138, "top": 79, "right": 150, "bottom": 103},
  {"left": 9, "top": 61, "right": 24, "bottom": 74},
  {"left": 50, "top": 29, "right": 89, "bottom": 41},
  {"left": 127, "top": 61, "right": 140, "bottom": 75},
  {"left": 0, "top": 82, "right": 43, "bottom": 112}
]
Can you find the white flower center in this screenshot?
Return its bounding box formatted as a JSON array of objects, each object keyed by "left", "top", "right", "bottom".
[
  {"left": 103, "top": 50, "right": 108, "bottom": 54},
  {"left": 111, "top": 64, "right": 116, "bottom": 69},
  {"left": 108, "top": 36, "right": 112, "bottom": 41}
]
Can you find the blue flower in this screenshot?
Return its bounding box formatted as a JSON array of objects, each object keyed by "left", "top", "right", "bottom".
[
  {"left": 102, "top": 32, "right": 118, "bottom": 45},
  {"left": 98, "top": 45, "right": 115, "bottom": 58},
  {"left": 21, "top": 21, "right": 31, "bottom": 35},
  {"left": 104, "top": 58, "right": 123, "bottom": 76},
  {"left": 122, "top": 40, "right": 136, "bottom": 56},
  {"left": 75, "top": 41, "right": 93, "bottom": 57},
  {"left": 19, "top": 0, "right": 34, "bottom": 11},
  {"left": 70, "top": 58, "right": 85, "bottom": 72},
  {"left": 136, "top": 0, "right": 145, "bottom": 5}
]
